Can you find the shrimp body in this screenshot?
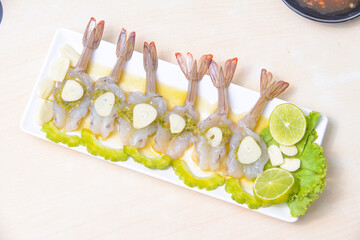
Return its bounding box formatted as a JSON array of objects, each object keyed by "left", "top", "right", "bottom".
[
  {"left": 194, "top": 58, "right": 237, "bottom": 171},
  {"left": 53, "top": 18, "right": 104, "bottom": 131},
  {"left": 117, "top": 42, "right": 167, "bottom": 148},
  {"left": 89, "top": 77, "right": 125, "bottom": 138},
  {"left": 226, "top": 69, "right": 289, "bottom": 179},
  {"left": 196, "top": 113, "right": 235, "bottom": 171},
  {"left": 154, "top": 53, "right": 213, "bottom": 159},
  {"left": 118, "top": 91, "right": 166, "bottom": 148},
  {"left": 155, "top": 103, "right": 199, "bottom": 159},
  {"left": 89, "top": 29, "right": 135, "bottom": 138}
]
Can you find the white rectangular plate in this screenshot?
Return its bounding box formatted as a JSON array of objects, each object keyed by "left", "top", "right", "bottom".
[{"left": 21, "top": 28, "right": 328, "bottom": 223}]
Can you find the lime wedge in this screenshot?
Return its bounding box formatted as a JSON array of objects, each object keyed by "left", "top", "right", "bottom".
[
  {"left": 253, "top": 168, "right": 297, "bottom": 204},
  {"left": 269, "top": 103, "right": 306, "bottom": 146}
]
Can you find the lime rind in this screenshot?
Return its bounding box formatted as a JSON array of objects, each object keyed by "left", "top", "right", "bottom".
[
  {"left": 172, "top": 159, "right": 225, "bottom": 191},
  {"left": 225, "top": 178, "right": 267, "bottom": 209},
  {"left": 81, "top": 129, "right": 127, "bottom": 162},
  {"left": 41, "top": 121, "right": 82, "bottom": 147},
  {"left": 124, "top": 146, "right": 172, "bottom": 169},
  {"left": 269, "top": 103, "right": 306, "bottom": 146}
]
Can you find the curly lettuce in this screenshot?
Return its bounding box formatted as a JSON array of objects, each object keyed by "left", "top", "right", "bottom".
[
  {"left": 81, "top": 129, "right": 127, "bottom": 162},
  {"left": 124, "top": 146, "right": 172, "bottom": 169},
  {"left": 225, "top": 178, "right": 267, "bottom": 209},
  {"left": 172, "top": 159, "right": 225, "bottom": 190},
  {"left": 260, "top": 111, "right": 327, "bottom": 217},
  {"left": 41, "top": 122, "right": 82, "bottom": 147}
]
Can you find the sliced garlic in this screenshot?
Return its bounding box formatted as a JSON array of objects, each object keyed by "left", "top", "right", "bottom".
[
  {"left": 94, "top": 92, "right": 115, "bottom": 117},
  {"left": 133, "top": 103, "right": 157, "bottom": 129},
  {"left": 237, "top": 136, "right": 262, "bottom": 164},
  {"left": 35, "top": 99, "right": 54, "bottom": 125},
  {"left": 37, "top": 77, "right": 55, "bottom": 99},
  {"left": 169, "top": 113, "right": 186, "bottom": 134},
  {"left": 61, "top": 79, "right": 84, "bottom": 102},
  {"left": 280, "top": 145, "right": 298, "bottom": 156},
  {"left": 206, "top": 127, "right": 223, "bottom": 147},
  {"left": 280, "top": 158, "right": 301, "bottom": 172},
  {"left": 49, "top": 57, "right": 70, "bottom": 82},
  {"left": 60, "top": 45, "right": 80, "bottom": 67},
  {"left": 267, "top": 145, "right": 284, "bottom": 166}
]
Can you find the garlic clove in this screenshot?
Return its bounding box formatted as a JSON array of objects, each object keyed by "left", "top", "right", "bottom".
[
  {"left": 35, "top": 99, "right": 54, "bottom": 125},
  {"left": 60, "top": 45, "right": 80, "bottom": 67},
  {"left": 94, "top": 92, "right": 115, "bottom": 117},
  {"left": 206, "top": 127, "right": 223, "bottom": 147},
  {"left": 237, "top": 136, "right": 262, "bottom": 164},
  {"left": 49, "top": 57, "right": 70, "bottom": 82},
  {"left": 61, "top": 79, "right": 84, "bottom": 102},
  {"left": 267, "top": 145, "right": 284, "bottom": 166},
  {"left": 133, "top": 103, "right": 157, "bottom": 129},
  {"left": 169, "top": 113, "right": 186, "bottom": 134},
  {"left": 37, "top": 77, "right": 55, "bottom": 99},
  {"left": 280, "top": 158, "right": 301, "bottom": 172},
  {"left": 280, "top": 145, "right": 298, "bottom": 156}
]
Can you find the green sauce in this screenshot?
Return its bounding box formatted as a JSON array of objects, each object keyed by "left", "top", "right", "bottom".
[
  {"left": 158, "top": 114, "right": 199, "bottom": 135},
  {"left": 54, "top": 78, "right": 87, "bottom": 111},
  {"left": 117, "top": 104, "right": 135, "bottom": 123}
]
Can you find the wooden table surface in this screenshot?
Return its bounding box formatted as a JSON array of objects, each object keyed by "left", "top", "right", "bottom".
[{"left": 1, "top": 1, "right": 359, "bottom": 239}]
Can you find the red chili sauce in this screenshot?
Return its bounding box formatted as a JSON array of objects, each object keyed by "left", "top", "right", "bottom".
[{"left": 297, "top": 0, "right": 360, "bottom": 14}]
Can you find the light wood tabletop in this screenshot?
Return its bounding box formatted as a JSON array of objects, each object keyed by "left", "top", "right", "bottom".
[{"left": 1, "top": 1, "right": 359, "bottom": 239}]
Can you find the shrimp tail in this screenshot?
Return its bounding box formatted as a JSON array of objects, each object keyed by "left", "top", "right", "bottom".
[
  {"left": 260, "top": 69, "right": 289, "bottom": 101},
  {"left": 175, "top": 53, "right": 213, "bottom": 81},
  {"left": 209, "top": 58, "right": 238, "bottom": 88},
  {"left": 116, "top": 28, "right": 136, "bottom": 60},
  {"left": 240, "top": 69, "right": 289, "bottom": 130},
  {"left": 209, "top": 58, "right": 237, "bottom": 115},
  {"left": 76, "top": 18, "right": 105, "bottom": 72},
  {"left": 143, "top": 42, "right": 158, "bottom": 95},
  {"left": 175, "top": 52, "right": 213, "bottom": 104},
  {"left": 109, "top": 28, "right": 136, "bottom": 81}
]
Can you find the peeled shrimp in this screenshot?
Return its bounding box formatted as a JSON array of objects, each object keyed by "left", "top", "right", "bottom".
[
  {"left": 89, "top": 29, "right": 135, "bottom": 138},
  {"left": 117, "top": 42, "right": 167, "bottom": 148},
  {"left": 196, "top": 58, "right": 237, "bottom": 171},
  {"left": 154, "top": 53, "right": 213, "bottom": 159},
  {"left": 226, "top": 69, "right": 289, "bottom": 179},
  {"left": 53, "top": 18, "right": 104, "bottom": 131}
]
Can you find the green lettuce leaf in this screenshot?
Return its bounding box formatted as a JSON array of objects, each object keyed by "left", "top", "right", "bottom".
[
  {"left": 172, "top": 159, "right": 225, "bottom": 191},
  {"left": 225, "top": 178, "right": 267, "bottom": 209},
  {"left": 124, "top": 146, "right": 172, "bottom": 169},
  {"left": 260, "top": 111, "right": 327, "bottom": 217},
  {"left": 81, "top": 129, "right": 127, "bottom": 162},
  {"left": 41, "top": 122, "right": 82, "bottom": 147}
]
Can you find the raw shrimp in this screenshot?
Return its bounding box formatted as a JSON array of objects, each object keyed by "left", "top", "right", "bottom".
[
  {"left": 117, "top": 42, "right": 167, "bottom": 148},
  {"left": 227, "top": 69, "right": 289, "bottom": 179},
  {"left": 154, "top": 53, "right": 213, "bottom": 159},
  {"left": 53, "top": 18, "right": 104, "bottom": 131},
  {"left": 89, "top": 29, "right": 135, "bottom": 138},
  {"left": 196, "top": 58, "right": 237, "bottom": 171}
]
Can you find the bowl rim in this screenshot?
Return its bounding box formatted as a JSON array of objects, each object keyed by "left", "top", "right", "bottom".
[{"left": 282, "top": 0, "right": 360, "bottom": 23}]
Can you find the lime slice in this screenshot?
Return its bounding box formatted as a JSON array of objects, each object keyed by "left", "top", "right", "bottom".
[
  {"left": 269, "top": 103, "right": 306, "bottom": 146},
  {"left": 253, "top": 168, "right": 297, "bottom": 204}
]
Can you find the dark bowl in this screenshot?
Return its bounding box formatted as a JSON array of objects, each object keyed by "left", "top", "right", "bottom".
[
  {"left": 282, "top": 0, "right": 360, "bottom": 23},
  {"left": 0, "top": 1, "right": 3, "bottom": 24}
]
